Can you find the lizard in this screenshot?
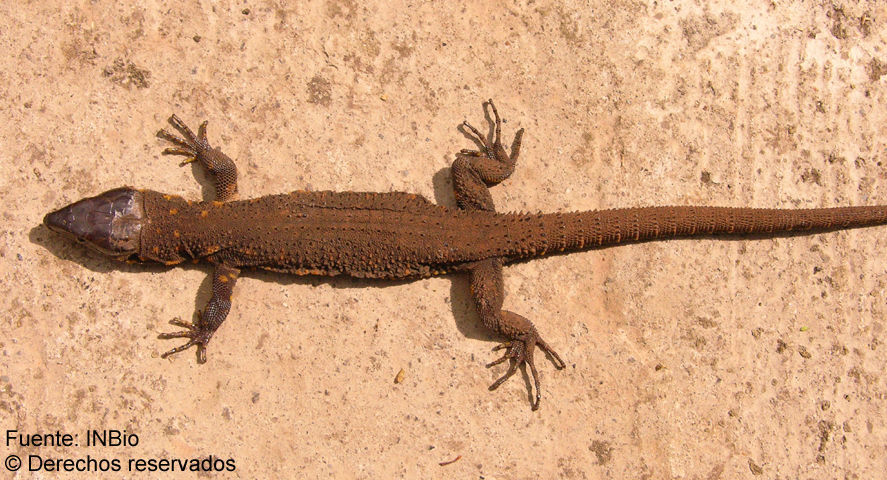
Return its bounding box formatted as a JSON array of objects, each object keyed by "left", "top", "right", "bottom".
[{"left": 43, "top": 100, "right": 887, "bottom": 410}]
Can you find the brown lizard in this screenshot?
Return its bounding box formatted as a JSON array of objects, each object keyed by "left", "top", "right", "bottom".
[{"left": 43, "top": 100, "right": 887, "bottom": 410}]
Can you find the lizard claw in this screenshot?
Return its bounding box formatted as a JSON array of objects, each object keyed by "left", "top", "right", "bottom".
[
  {"left": 158, "top": 312, "right": 214, "bottom": 364},
  {"left": 486, "top": 329, "right": 566, "bottom": 411}
]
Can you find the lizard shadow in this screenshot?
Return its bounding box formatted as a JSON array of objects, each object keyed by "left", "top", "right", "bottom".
[
  {"left": 31, "top": 217, "right": 492, "bottom": 343},
  {"left": 504, "top": 227, "right": 875, "bottom": 270},
  {"left": 430, "top": 162, "right": 496, "bottom": 345},
  {"left": 182, "top": 159, "right": 216, "bottom": 201},
  {"left": 35, "top": 216, "right": 535, "bottom": 400},
  {"left": 30, "top": 224, "right": 167, "bottom": 275},
  {"left": 32, "top": 223, "right": 217, "bottom": 339}
]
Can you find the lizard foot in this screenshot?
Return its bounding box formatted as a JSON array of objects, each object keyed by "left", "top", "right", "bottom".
[
  {"left": 156, "top": 114, "right": 239, "bottom": 201},
  {"left": 486, "top": 315, "right": 566, "bottom": 410},
  {"left": 158, "top": 313, "right": 215, "bottom": 364},
  {"left": 156, "top": 114, "right": 211, "bottom": 165},
  {"left": 459, "top": 98, "right": 524, "bottom": 162}
]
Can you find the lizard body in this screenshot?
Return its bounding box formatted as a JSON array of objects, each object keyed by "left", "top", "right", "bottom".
[
  {"left": 81, "top": 189, "right": 887, "bottom": 275},
  {"left": 43, "top": 101, "right": 887, "bottom": 410}
]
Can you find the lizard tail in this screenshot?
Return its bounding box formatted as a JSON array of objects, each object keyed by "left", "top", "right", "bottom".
[{"left": 505, "top": 205, "right": 887, "bottom": 258}]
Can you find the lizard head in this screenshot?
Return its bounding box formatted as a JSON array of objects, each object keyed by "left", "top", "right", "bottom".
[{"left": 44, "top": 187, "right": 144, "bottom": 259}]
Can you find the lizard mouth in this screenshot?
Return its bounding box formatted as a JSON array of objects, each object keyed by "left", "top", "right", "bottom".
[{"left": 44, "top": 187, "right": 144, "bottom": 257}]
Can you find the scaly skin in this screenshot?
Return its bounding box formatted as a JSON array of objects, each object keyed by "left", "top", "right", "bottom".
[{"left": 43, "top": 101, "right": 887, "bottom": 411}]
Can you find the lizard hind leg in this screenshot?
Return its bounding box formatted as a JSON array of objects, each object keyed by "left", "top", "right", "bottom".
[
  {"left": 452, "top": 99, "right": 525, "bottom": 211},
  {"left": 454, "top": 102, "right": 563, "bottom": 409},
  {"left": 469, "top": 259, "right": 565, "bottom": 410}
]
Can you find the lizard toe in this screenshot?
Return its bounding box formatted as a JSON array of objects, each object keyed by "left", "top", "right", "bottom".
[
  {"left": 158, "top": 314, "right": 214, "bottom": 363},
  {"left": 157, "top": 115, "right": 212, "bottom": 163}
]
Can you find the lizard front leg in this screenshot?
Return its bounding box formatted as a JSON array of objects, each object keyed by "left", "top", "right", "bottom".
[
  {"left": 157, "top": 115, "right": 239, "bottom": 202},
  {"left": 159, "top": 264, "right": 240, "bottom": 363},
  {"left": 452, "top": 99, "right": 524, "bottom": 211}
]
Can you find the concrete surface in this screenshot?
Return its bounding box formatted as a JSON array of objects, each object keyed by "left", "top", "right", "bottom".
[{"left": 2, "top": 0, "right": 886, "bottom": 478}]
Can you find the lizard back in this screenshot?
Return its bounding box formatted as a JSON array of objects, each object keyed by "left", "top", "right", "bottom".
[{"left": 139, "top": 189, "right": 509, "bottom": 278}]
